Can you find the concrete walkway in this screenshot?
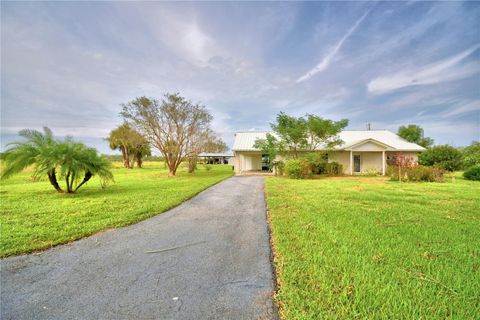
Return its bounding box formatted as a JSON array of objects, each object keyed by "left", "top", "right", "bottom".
[{"left": 1, "top": 176, "right": 277, "bottom": 320}]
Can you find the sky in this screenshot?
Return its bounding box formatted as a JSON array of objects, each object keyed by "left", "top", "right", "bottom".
[{"left": 1, "top": 1, "right": 479, "bottom": 154}]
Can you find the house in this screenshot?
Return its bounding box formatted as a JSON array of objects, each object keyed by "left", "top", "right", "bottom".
[
  {"left": 198, "top": 152, "right": 234, "bottom": 165},
  {"left": 232, "top": 130, "right": 425, "bottom": 175}
]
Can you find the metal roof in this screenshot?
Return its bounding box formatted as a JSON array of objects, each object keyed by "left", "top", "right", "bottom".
[
  {"left": 198, "top": 152, "right": 234, "bottom": 157},
  {"left": 232, "top": 130, "right": 425, "bottom": 152}
]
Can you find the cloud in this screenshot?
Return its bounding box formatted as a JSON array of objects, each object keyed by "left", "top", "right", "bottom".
[
  {"left": 368, "top": 44, "right": 480, "bottom": 94},
  {"left": 296, "top": 9, "right": 370, "bottom": 83}
]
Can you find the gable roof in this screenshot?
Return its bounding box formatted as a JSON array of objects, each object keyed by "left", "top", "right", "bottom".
[{"left": 232, "top": 130, "right": 425, "bottom": 152}]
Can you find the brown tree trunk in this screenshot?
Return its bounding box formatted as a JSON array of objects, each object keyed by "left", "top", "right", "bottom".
[
  {"left": 122, "top": 145, "right": 130, "bottom": 168},
  {"left": 47, "top": 169, "right": 63, "bottom": 193},
  {"left": 187, "top": 156, "right": 197, "bottom": 173},
  {"left": 136, "top": 155, "right": 143, "bottom": 168},
  {"left": 74, "top": 171, "right": 93, "bottom": 192},
  {"left": 66, "top": 170, "right": 73, "bottom": 193}
]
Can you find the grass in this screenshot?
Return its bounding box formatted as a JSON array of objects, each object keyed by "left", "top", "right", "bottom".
[
  {"left": 266, "top": 175, "right": 480, "bottom": 319},
  {"left": 0, "top": 162, "right": 233, "bottom": 257}
]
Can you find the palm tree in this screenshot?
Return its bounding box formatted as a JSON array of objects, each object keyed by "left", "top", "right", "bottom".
[
  {"left": 106, "top": 123, "right": 151, "bottom": 168},
  {"left": 1, "top": 127, "right": 113, "bottom": 193}
]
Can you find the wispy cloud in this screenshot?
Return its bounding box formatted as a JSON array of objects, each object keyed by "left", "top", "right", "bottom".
[
  {"left": 368, "top": 44, "right": 480, "bottom": 94},
  {"left": 296, "top": 9, "right": 370, "bottom": 83}
]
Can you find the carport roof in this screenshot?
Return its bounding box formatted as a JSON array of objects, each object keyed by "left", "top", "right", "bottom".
[{"left": 232, "top": 130, "right": 425, "bottom": 152}]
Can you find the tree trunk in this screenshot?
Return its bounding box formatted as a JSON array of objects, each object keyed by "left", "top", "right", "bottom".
[
  {"left": 136, "top": 155, "right": 143, "bottom": 168},
  {"left": 47, "top": 169, "right": 63, "bottom": 193},
  {"left": 129, "top": 156, "right": 135, "bottom": 169},
  {"left": 66, "top": 170, "right": 73, "bottom": 193},
  {"left": 187, "top": 156, "right": 197, "bottom": 173},
  {"left": 74, "top": 171, "right": 93, "bottom": 193},
  {"left": 122, "top": 145, "right": 130, "bottom": 168}
]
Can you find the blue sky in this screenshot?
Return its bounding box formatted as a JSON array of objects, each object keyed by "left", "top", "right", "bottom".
[{"left": 1, "top": 1, "right": 479, "bottom": 154}]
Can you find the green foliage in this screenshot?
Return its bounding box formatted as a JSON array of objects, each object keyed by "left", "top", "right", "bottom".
[
  {"left": 361, "top": 168, "right": 379, "bottom": 176},
  {"left": 418, "top": 145, "right": 463, "bottom": 171},
  {"left": 106, "top": 123, "right": 150, "bottom": 168},
  {"left": 406, "top": 165, "right": 445, "bottom": 182},
  {"left": 306, "top": 114, "right": 348, "bottom": 150},
  {"left": 462, "top": 141, "right": 480, "bottom": 169},
  {"left": 325, "top": 162, "right": 343, "bottom": 176},
  {"left": 285, "top": 159, "right": 311, "bottom": 179},
  {"left": 1, "top": 128, "right": 113, "bottom": 193},
  {"left": 397, "top": 124, "right": 434, "bottom": 148},
  {"left": 463, "top": 164, "right": 480, "bottom": 181},
  {"left": 272, "top": 160, "right": 285, "bottom": 176},
  {"left": 203, "top": 163, "right": 212, "bottom": 171},
  {"left": 266, "top": 176, "right": 480, "bottom": 319},
  {"left": 302, "top": 152, "right": 327, "bottom": 174},
  {"left": 0, "top": 163, "right": 233, "bottom": 257},
  {"left": 269, "top": 112, "right": 348, "bottom": 159},
  {"left": 254, "top": 133, "right": 281, "bottom": 171}
]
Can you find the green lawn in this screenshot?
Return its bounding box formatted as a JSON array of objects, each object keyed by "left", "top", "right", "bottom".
[
  {"left": 266, "top": 175, "right": 480, "bottom": 319},
  {"left": 0, "top": 162, "right": 233, "bottom": 257}
]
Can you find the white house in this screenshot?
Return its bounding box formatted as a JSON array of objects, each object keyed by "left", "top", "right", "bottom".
[{"left": 232, "top": 130, "right": 425, "bottom": 175}]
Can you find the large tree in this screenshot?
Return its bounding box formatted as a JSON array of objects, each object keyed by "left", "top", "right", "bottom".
[
  {"left": 418, "top": 145, "right": 463, "bottom": 171},
  {"left": 264, "top": 112, "right": 348, "bottom": 159},
  {"left": 1, "top": 128, "right": 113, "bottom": 193},
  {"left": 106, "top": 123, "right": 150, "bottom": 169},
  {"left": 397, "top": 124, "right": 434, "bottom": 148},
  {"left": 120, "top": 94, "right": 226, "bottom": 176},
  {"left": 462, "top": 141, "right": 480, "bottom": 169}
]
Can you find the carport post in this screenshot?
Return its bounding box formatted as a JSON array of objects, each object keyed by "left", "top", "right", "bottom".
[{"left": 382, "top": 151, "right": 386, "bottom": 176}]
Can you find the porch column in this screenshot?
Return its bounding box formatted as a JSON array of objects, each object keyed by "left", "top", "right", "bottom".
[
  {"left": 382, "top": 150, "right": 386, "bottom": 176},
  {"left": 350, "top": 150, "right": 353, "bottom": 175}
]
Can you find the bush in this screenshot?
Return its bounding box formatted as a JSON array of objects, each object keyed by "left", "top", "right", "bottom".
[
  {"left": 325, "top": 162, "right": 343, "bottom": 175},
  {"left": 285, "top": 159, "right": 312, "bottom": 179},
  {"left": 406, "top": 165, "right": 445, "bottom": 182},
  {"left": 361, "top": 168, "right": 379, "bottom": 176},
  {"left": 302, "top": 152, "right": 327, "bottom": 174},
  {"left": 463, "top": 165, "right": 480, "bottom": 181},
  {"left": 203, "top": 164, "right": 212, "bottom": 171},
  {"left": 272, "top": 160, "right": 285, "bottom": 176},
  {"left": 462, "top": 141, "right": 480, "bottom": 169},
  {"left": 418, "top": 145, "right": 462, "bottom": 171}
]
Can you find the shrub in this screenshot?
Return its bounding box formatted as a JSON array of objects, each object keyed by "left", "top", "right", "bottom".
[
  {"left": 361, "top": 168, "right": 379, "bottom": 176},
  {"left": 302, "top": 152, "right": 327, "bottom": 174},
  {"left": 272, "top": 160, "right": 285, "bottom": 176},
  {"left": 325, "top": 162, "right": 343, "bottom": 176},
  {"left": 463, "top": 165, "right": 480, "bottom": 181},
  {"left": 462, "top": 141, "right": 480, "bottom": 169},
  {"left": 285, "top": 159, "right": 312, "bottom": 179},
  {"left": 418, "top": 145, "right": 462, "bottom": 171},
  {"left": 203, "top": 164, "right": 212, "bottom": 171},
  {"left": 406, "top": 165, "right": 445, "bottom": 182}
]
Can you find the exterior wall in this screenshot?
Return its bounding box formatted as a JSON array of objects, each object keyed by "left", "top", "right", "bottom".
[
  {"left": 328, "top": 151, "right": 351, "bottom": 174},
  {"left": 233, "top": 151, "right": 262, "bottom": 174},
  {"left": 234, "top": 150, "right": 420, "bottom": 175},
  {"left": 358, "top": 152, "right": 383, "bottom": 173}
]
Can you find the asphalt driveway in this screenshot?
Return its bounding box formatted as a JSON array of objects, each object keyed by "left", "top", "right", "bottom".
[{"left": 1, "top": 176, "right": 277, "bottom": 320}]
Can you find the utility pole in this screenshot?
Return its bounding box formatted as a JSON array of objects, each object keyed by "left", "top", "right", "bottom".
[{"left": 367, "top": 122, "right": 371, "bottom": 130}]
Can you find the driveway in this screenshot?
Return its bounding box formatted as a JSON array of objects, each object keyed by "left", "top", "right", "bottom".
[{"left": 1, "top": 176, "right": 277, "bottom": 320}]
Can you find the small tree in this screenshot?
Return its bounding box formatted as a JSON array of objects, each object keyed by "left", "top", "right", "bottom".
[
  {"left": 253, "top": 134, "right": 282, "bottom": 171},
  {"left": 106, "top": 123, "right": 150, "bottom": 169},
  {"left": 398, "top": 124, "right": 434, "bottom": 148},
  {"left": 418, "top": 145, "right": 462, "bottom": 171},
  {"left": 120, "top": 94, "right": 225, "bottom": 176},
  {"left": 462, "top": 141, "right": 480, "bottom": 169},
  {"left": 267, "top": 112, "right": 348, "bottom": 159},
  {"left": 1, "top": 128, "right": 113, "bottom": 193},
  {"left": 271, "top": 112, "right": 308, "bottom": 159},
  {"left": 393, "top": 154, "right": 416, "bottom": 183}
]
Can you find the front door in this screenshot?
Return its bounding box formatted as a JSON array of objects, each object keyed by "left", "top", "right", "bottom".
[{"left": 353, "top": 155, "right": 361, "bottom": 173}]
